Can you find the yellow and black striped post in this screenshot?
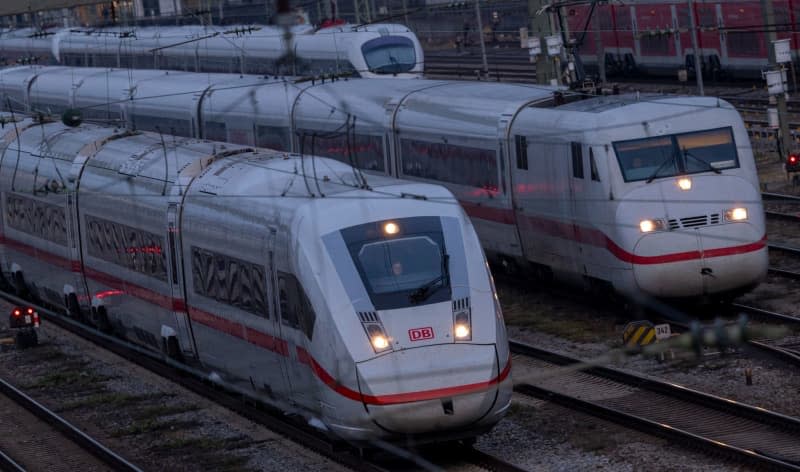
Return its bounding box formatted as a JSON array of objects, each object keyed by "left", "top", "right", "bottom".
[{"left": 623, "top": 321, "right": 657, "bottom": 349}]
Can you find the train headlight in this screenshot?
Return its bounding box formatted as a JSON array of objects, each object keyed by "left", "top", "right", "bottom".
[
  {"left": 639, "top": 219, "right": 665, "bottom": 233},
  {"left": 725, "top": 207, "right": 748, "bottom": 221},
  {"left": 383, "top": 222, "right": 399, "bottom": 235},
  {"left": 454, "top": 310, "right": 472, "bottom": 341},
  {"left": 371, "top": 334, "right": 389, "bottom": 350},
  {"left": 366, "top": 323, "right": 391, "bottom": 353},
  {"left": 677, "top": 177, "right": 692, "bottom": 190}
]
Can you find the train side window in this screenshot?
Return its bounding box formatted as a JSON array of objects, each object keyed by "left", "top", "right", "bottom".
[
  {"left": 191, "top": 246, "right": 268, "bottom": 317},
  {"left": 515, "top": 135, "right": 528, "bottom": 170},
  {"left": 298, "top": 129, "right": 384, "bottom": 172},
  {"left": 256, "top": 125, "right": 290, "bottom": 151},
  {"left": 204, "top": 121, "right": 227, "bottom": 142},
  {"left": 571, "top": 142, "right": 584, "bottom": 179},
  {"left": 85, "top": 215, "right": 167, "bottom": 281},
  {"left": 5, "top": 194, "right": 68, "bottom": 245},
  {"left": 589, "top": 148, "right": 600, "bottom": 182},
  {"left": 400, "top": 138, "right": 498, "bottom": 192}
]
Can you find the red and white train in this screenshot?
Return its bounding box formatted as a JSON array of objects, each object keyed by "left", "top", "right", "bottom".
[
  {"left": 567, "top": 0, "right": 794, "bottom": 79},
  {"left": 0, "top": 111, "right": 510, "bottom": 444},
  {"left": 0, "top": 22, "right": 423, "bottom": 78},
  {"left": 0, "top": 66, "right": 769, "bottom": 302}
]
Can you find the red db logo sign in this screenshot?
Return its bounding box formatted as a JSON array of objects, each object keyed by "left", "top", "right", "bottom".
[{"left": 409, "top": 327, "right": 434, "bottom": 341}]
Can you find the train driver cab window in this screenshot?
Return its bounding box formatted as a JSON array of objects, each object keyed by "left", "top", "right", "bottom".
[
  {"left": 341, "top": 216, "right": 451, "bottom": 310},
  {"left": 361, "top": 36, "right": 416, "bottom": 75},
  {"left": 589, "top": 148, "right": 600, "bottom": 182},
  {"left": 614, "top": 127, "right": 738, "bottom": 182},
  {"left": 515, "top": 135, "right": 528, "bottom": 170},
  {"left": 571, "top": 142, "right": 584, "bottom": 178}
]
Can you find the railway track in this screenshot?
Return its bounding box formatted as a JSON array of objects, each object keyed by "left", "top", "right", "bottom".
[
  {"left": 0, "top": 290, "right": 523, "bottom": 472},
  {"left": 0, "top": 372, "right": 141, "bottom": 471},
  {"left": 511, "top": 340, "right": 800, "bottom": 471}
]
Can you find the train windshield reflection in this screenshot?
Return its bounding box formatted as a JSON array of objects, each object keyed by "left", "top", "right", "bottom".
[
  {"left": 361, "top": 36, "right": 416, "bottom": 74},
  {"left": 341, "top": 216, "right": 451, "bottom": 309},
  {"left": 614, "top": 127, "right": 738, "bottom": 182}
]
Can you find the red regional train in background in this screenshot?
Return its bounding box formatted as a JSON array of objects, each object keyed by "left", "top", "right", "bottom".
[{"left": 566, "top": 0, "right": 796, "bottom": 80}]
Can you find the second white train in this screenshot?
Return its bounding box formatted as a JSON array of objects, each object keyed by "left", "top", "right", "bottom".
[{"left": 0, "top": 66, "right": 769, "bottom": 301}]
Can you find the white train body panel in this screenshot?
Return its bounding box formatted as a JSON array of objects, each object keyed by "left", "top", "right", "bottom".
[
  {"left": 0, "top": 66, "right": 768, "bottom": 300},
  {"left": 1, "top": 24, "right": 423, "bottom": 79},
  {"left": 0, "top": 114, "right": 510, "bottom": 443}
]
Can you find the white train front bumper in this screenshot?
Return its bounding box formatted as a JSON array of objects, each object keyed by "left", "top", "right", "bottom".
[{"left": 632, "top": 222, "right": 767, "bottom": 298}]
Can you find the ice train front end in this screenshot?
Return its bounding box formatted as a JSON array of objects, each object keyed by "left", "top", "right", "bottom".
[
  {"left": 513, "top": 95, "right": 767, "bottom": 302},
  {"left": 296, "top": 180, "right": 511, "bottom": 442}
]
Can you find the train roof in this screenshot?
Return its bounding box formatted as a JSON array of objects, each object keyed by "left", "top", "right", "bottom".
[
  {"left": 554, "top": 93, "right": 735, "bottom": 114},
  {"left": 292, "top": 79, "right": 558, "bottom": 138}
]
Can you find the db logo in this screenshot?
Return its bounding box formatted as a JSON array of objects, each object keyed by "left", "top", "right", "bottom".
[{"left": 409, "top": 327, "right": 434, "bottom": 341}]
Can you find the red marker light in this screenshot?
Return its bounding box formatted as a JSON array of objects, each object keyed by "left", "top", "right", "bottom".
[
  {"left": 790, "top": 155, "right": 798, "bottom": 164},
  {"left": 12, "top": 308, "right": 21, "bottom": 318},
  {"left": 26, "top": 307, "right": 33, "bottom": 315}
]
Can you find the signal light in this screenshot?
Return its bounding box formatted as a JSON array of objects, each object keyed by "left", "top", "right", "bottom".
[
  {"left": 12, "top": 308, "right": 21, "bottom": 318},
  {"left": 788, "top": 154, "right": 800, "bottom": 172}
]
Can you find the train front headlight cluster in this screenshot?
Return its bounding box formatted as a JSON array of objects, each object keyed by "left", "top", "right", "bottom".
[
  {"left": 454, "top": 310, "right": 472, "bottom": 341},
  {"left": 639, "top": 219, "right": 665, "bottom": 233},
  {"left": 366, "top": 323, "right": 392, "bottom": 353},
  {"left": 725, "top": 207, "right": 748, "bottom": 221}
]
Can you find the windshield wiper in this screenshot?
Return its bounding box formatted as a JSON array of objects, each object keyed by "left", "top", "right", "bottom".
[
  {"left": 409, "top": 254, "right": 450, "bottom": 304},
  {"left": 682, "top": 147, "right": 722, "bottom": 174},
  {"left": 645, "top": 151, "right": 676, "bottom": 184}
]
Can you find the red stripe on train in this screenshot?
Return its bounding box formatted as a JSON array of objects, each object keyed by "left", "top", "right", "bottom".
[
  {"left": 1, "top": 233, "right": 505, "bottom": 404},
  {"left": 457, "top": 205, "right": 766, "bottom": 265}
]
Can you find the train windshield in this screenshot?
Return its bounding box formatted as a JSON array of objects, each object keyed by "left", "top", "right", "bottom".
[
  {"left": 341, "top": 216, "right": 450, "bottom": 310},
  {"left": 361, "top": 36, "right": 416, "bottom": 74},
  {"left": 614, "top": 127, "right": 738, "bottom": 182}
]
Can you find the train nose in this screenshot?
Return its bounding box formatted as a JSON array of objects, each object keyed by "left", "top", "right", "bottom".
[
  {"left": 355, "top": 344, "right": 506, "bottom": 434},
  {"left": 632, "top": 222, "right": 767, "bottom": 297}
]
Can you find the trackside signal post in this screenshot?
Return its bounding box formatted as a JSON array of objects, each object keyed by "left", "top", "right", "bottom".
[
  {"left": 762, "top": 0, "right": 793, "bottom": 166},
  {"left": 528, "top": 0, "right": 559, "bottom": 85}
]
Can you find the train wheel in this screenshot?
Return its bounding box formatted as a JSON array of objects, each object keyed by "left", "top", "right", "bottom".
[
  {"left": 165, "top": 337, "right": 184, "bottom": 363},
  {"left": 0, "top": 272, "right": 12, "bottom": 292},
  {"left": 66, "top": 294, "right": 83, "bottom": 321},
  {"left": 13, "top": 272, "right": 30, "bottom": 299},
  {"left": 94, "top": 307, "right": 112, "bottom": 333}
]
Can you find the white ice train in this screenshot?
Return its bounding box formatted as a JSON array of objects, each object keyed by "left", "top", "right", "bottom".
[
  {"left": 0, "top": 66, "right": 768, "bottom": 300},
  {"left": 0, "top": 112, "right": 511, "bottom": 443},
  {"left": 0, "top": 23, "right": 423, "bottom": 78}
]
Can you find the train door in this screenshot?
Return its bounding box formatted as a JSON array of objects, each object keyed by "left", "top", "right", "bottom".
[
  {"left": 566, "top": 142, "right": 586, "bottom": 276},
  {"left": 65, "top": 193, "right": 90, "bottom": 314},
  {"left": 265, "top": 228, "right": 296, "bottom": 401},
  {"left": 166, "top": 203, "right": 197, "bottom": 359},
  {"left": 275, "top": 270, "right": 316, "bottom": 408}
]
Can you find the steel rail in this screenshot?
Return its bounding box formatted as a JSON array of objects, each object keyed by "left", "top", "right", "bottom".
[
  {"left": 511, "top": 340, "right": 800, "bottom": 471},
  {"left": 731, "top": 303, "right": 800, "bottom": 326},
  {"left": 0, "top": 289, "right": 514, "bottom": 472},
  {"left": 0, "top": 290, "right": 394, "bottom": 472},
  {"left": 0, "top": 375, "right": 142, "bottom": 471},
  {"left": 0, "top": 449, "right": 25, "bottom": 472}
]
